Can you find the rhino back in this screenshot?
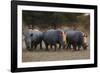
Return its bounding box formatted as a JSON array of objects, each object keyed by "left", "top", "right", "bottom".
[
  {"left": 43, "top": 29, "right": 59, "bottom": 44},
  {"left": 67, "top": 30, "right": 83, "bottom": 43},
  {"left": 31, "top": 31, "right": 43, "bottom": 41}
]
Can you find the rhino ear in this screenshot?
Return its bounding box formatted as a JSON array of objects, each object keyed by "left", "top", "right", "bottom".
[
  {"left": 30, "top": 34, "right": 33, "bottom": 37},
  {"left": 84, "top": 33, "right": 88, "bottom": 37}
]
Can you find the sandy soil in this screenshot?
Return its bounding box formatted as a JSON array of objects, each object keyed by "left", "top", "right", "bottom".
[{"left": 22, "top": 48, "right": 90, "bottom": 62}]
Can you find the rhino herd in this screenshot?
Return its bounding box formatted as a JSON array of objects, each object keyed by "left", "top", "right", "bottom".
[{"left": 23, "top": 28, "right": 88, "bottom": 51}]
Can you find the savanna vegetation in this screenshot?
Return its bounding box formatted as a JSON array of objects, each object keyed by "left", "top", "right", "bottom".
[{"left": 22, "top": 10, "right": 90, "bottom": 33}]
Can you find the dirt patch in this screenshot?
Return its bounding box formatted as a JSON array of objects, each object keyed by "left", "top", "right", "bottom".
[{"left": 22, "top": 48, "right": 90, "bottom": 62}]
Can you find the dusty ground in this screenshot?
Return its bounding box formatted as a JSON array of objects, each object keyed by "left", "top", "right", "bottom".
[{"left": 22, "top": 47, "right": 90, "bottom": 62}]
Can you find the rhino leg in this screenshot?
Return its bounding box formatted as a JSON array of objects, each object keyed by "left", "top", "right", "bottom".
[
  {"left": 40, "top": 42, "right": 42, "bottom": 50},
  {"left": 58, "top": 43, "right": 61, "bottom": 50},
  {"left": 30, "top": 41, "right": 34, "bottom": 51},
  {"left": 50, "top": 44, "right": 53, "bottom": 49},
  {"left": 26, "top": 46, "right": 31, "bottom": 51},
  {"left": 45, "top": 43, "right": 49, "bottom": 51},
  {"left": 78, "top": 45, "right": 81, "bottom": 51},
  {"left": 67, "top": 43, "right": 71, "bottom": 50},
  {"left": 72, "top": 43, "right": 77, "bottom": 51},
  {"left": 34, "top": 44, "right": 38, "bottom": 50}
]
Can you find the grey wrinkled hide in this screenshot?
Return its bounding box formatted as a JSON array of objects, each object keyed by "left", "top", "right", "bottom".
[
  {"left": 43, "top": 29, "right": 65, "bottom": 50},
  {"left": 65, "top": 30, "right": 87, "bottom": 50},
  {"left": 23, "top": 29, "right": 43, "bottom": 51}
]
